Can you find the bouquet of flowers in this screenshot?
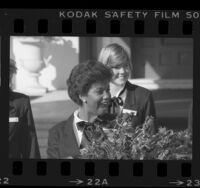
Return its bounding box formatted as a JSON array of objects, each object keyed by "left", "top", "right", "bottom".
[{"left": 77, "top": 113, "right": 192, "bottom": 160}]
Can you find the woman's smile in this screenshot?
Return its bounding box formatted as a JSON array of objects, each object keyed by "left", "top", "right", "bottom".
[
  {"left": 99, "top": 99, "right": 110, "bottom": 107},
  {"left": 115, "top": 73, "right": 129, "bottom": 83},
  {"left": 118, "top": 75, "right": 127, "bottom": 79}
]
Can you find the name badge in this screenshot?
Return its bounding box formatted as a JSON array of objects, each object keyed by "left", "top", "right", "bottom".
[
  {"left": 9, "top": 117, "right": 19, "bottom": 123},
  {"left": 122, "top": 109, "right": 137, "bottom": 116}
]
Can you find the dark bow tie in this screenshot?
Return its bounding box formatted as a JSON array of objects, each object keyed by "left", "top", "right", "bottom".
[
  {"left": 76, "top": 112, "right": 119, "bottom": 131},
  {"left": 77, "top": 118, "right": 107, "bottom": 147},
  {"left": 110, "top": 82, "right": 127, "bottom": 109},
  {"left": 111, "top": 96, "right": 123, "bottom": 106},
  {"left": 76, "top": 121, "right": 92, "bottom": 131},
  {"left": 76, "top": 118, "right": 104, "bottom": 131},
  {"left": 108, "top": 96, "right": 124, "bottom": 114}
]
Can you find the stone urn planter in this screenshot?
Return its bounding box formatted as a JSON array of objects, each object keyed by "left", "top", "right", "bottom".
[{"left": 12, "top": 37, "right": 47, "bottom": 96}]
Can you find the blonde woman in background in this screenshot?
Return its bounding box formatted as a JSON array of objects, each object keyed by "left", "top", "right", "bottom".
[{"left": 98, "top": 43, "right": 156, "bottom": 133}]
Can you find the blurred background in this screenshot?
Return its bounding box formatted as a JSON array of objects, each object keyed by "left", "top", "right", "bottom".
[{"left": 9, "top": 37, "right": 193, "bottom": 158}]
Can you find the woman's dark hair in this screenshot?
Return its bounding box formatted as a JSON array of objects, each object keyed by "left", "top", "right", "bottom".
[
  {"left": 10, "top": 59, "right": 17, "bottom": 75},
  {"left": 67, "top": 60, "right": 113, "bottom": 106}
]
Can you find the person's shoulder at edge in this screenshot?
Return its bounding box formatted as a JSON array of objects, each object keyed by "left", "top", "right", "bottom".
[
  {"left": 126, "top": 80, "right": 153, "bottom": 96},
  {"left": 9, "top": 90, "right": 30, "bottom": 102},
  {"left": 48, "top": 114, "right": 74, "bottom": 133},
  {"left": 9, "top": 91, "right": 32, "bottom": 112}
]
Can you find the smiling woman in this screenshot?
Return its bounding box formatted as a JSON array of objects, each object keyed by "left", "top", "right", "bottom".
[
  {"left": 98, "top": 43, "right": 156, "bottom": 133},
  {"left": 46, "top": 60, "right": 113, "bottom": 159}
]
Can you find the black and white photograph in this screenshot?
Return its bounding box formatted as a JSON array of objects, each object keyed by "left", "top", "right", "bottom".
[{"left": 9, "top": 36, "right": 193, "bottom": 160}]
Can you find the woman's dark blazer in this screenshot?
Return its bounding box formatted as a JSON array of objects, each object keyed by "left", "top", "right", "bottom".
[
  {"left": 123, "top": 81, "right": 156, "bottom": 131},
  {"left": 9, "top": 91, "right": 41, "bottom": 159},
  {"left": 47, "top": 114, "right": 80, "bottom": 159}
]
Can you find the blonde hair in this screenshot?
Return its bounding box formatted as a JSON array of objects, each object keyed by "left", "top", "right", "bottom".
[{"left": 98, "top": 43, "right": 131, "bottom": 68}]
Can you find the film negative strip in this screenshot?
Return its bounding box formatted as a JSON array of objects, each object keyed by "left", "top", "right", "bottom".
[{"left": 0, "top": 9, "right": 199, "bottom": 187}]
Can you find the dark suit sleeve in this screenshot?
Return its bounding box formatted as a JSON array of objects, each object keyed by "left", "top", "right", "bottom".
[
  {"left": 143, "top": 92, "right": 157, "bottom": 134},
  {"left": 23, "top": 98, "right": 41, "bottom": 158},
  {"left": 144, "top": 92, "right": 156, "bottom": 118},
  {"left": 47, "top": 127, "right": 60, "bottom": 158}
]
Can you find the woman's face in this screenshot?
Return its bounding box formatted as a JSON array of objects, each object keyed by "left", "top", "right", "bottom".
[
  {"left": 82, "top": 81, "right": 111, "bottom": 116},
  {"left": 111, "top": 61, "right": 130, "bottom": 86}
]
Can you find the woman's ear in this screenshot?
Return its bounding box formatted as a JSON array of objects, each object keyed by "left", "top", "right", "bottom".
[{"left": 79, "top": 95, "right": 87, "bottom": 104}]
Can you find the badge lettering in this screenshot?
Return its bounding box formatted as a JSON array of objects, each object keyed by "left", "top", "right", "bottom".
[{"left": 9, "top": 117, "right": 19, "bottom": 123}]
